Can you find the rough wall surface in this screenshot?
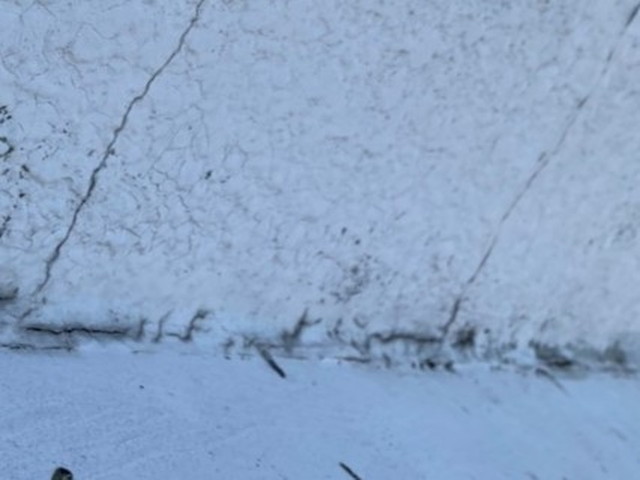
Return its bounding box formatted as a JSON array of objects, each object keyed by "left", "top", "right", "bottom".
[{"left": 1, "top": 0, "right": 640, "bottom": 369}]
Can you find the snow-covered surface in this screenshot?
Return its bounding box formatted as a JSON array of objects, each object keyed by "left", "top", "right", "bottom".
[
  {"left": 2, "top": 0, "right": 640, "bottom": 368},
  {"left": 3, "top": 3, "right": 640, "bottom": 478},
  {"left": 1, "top": 348, "right": 639, "bottom": 479}
]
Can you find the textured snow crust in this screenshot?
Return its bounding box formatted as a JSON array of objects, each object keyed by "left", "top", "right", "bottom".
[{"left": 2, "top": 1, "right": 640, "bottom": 370}]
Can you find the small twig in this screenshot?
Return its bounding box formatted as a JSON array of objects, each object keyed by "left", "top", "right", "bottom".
[
  {"left": 257, "top": 346, "right": 287, "bottom": 379},
  {"left": 339, "top": 462, "right": 363, "bottom": 480},
  {"left": 534, "top": 367, "right": 568, "bottom": 394}
]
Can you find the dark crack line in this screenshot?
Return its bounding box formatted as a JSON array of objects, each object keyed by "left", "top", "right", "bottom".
[
  {"left": 626, "top": 2, "right": 640, "bottom": 27},
  {"left": 0, "top": 342, "right": 72, "bottom": 352},
  {"left": 33, "top": 0, "right": 206, "bottom": 295},
  {"left": 280, "top": 308, "right": 321, "bottom": 353},
  {"left": 363, "top": 331, "right": 441, "bottom": 353},
  {"left": 179, "top": 308, "right": 210, "bottom": 342},
  {"left": 440, "top": 7, "right": 639, "bottom": 339},
  {"left": 23, "top": 324, "right": 132, "bottom": 338}
]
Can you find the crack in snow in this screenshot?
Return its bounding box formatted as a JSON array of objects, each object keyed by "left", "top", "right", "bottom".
[
  {"left": 280, "top": 309, "right": 321, "bottom": 354},
  {"left": 23, "top": 323, "right": 133, "bottom": 339},
  {"left": 626, "top": 2, "right": 640, "bottom": 27},
  {"left": 33, "top": 0, "right": 206, "bottom": 295},
  {"left": 0, "top": 342, "right": 71, "bottom": 352},
  {"left": 440, "top": 5, "right": 640, "bottom": 339}
]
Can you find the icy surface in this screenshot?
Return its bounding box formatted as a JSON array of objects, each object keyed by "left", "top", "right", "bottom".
[
  {"left": 1, "top": 349, "right": 639, "bottom": 480},
  {"left": 2, "top": 1, "right": 640, "bottom": 367}
]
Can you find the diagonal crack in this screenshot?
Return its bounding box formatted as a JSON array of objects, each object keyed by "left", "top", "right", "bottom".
[
  {"left": 33, "top": 0, "right": 207, "bottom": 295},
  {"left": 626, "top": 2, "right": 640, "bottom": 27},
  {"left": 440, "top": 4, "right": 640, "bottom": 339}
]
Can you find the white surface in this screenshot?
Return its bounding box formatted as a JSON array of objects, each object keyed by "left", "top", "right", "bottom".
[
  {"left": 1, "top": 1, "right": 640, "bottom": 367},
  {"left": 1, "top": 349, "right": 639, "bottom": 480}
]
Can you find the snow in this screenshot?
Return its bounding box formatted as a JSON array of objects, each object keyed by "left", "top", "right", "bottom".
[
  {"left": 1, "top": 0, "right": 640, "bottom": 367},
  {"left": 1, "top": 1, "right": 640, "bottom": 475},
  {"left": 2, "top": 348, "right": 639, "bottom": 480}
]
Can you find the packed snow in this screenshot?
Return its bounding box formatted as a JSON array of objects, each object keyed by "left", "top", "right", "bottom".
[{"left": 2, "top": 347, "right": 639, "bottom": 479}]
